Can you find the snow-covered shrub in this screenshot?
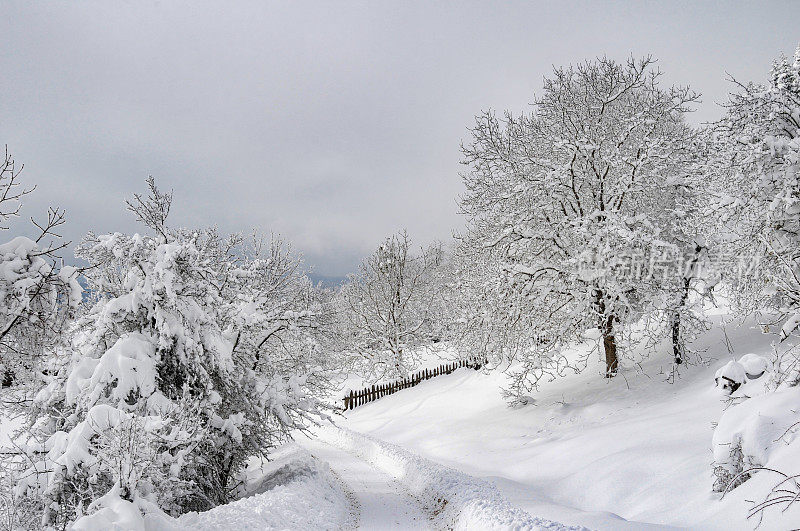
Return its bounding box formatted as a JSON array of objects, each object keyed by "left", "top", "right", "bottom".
[
  {"left": 737, "top": 353, "right": 770, "bottom": 379},
  {"left": 712, "top": 386, "right": 800, "bottom": 492},
  {"left": 176, "top": 444, "right": 352, "bottom": 530},
  {"left": 0, "top": 457, "right": 40, "bottom": 531},
  {"left": 713, "top": 354, "right": 771, "bottom": 394},
  {"left": 714, "top": 360, "right": 747, "bottom": 394},
  {"left": 0, "top": 149, "right": 82, "bottom": 387},
  {"left": 15, "top": 179, "right": 334, "bottom": 528},
  {"left": 70, "top": 484, "right": 149, "bottom": 531}
]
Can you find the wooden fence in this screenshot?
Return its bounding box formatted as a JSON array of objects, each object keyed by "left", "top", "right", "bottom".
[{"left": 342, "top": 357, "right": 485, "bottom": 411}]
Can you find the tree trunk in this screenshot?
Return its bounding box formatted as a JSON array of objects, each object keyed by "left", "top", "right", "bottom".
[
  {"left": 392, "top": 345, "right": 403, "bottom": 375},
  {"left": 594, "top": 289, "right": 618, "bottom": 378},
  {"left": 602, "top": 316, "right": 618, "bottom": 378},
  {"left": 671, "top": 309, "right": 684, "bottom": 365},
  {"left": 672, "top": 244, "right": 703, "bottom": 365}
]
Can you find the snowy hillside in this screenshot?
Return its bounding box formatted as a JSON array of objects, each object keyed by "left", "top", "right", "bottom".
[{"left": 335, "top": 317, "right": 800, "bottom": 530}]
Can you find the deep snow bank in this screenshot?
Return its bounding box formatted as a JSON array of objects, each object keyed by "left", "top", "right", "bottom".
[
  {"left": 71, "top": 444, "right": 351, "bottom": 530},
  {"left": 319, "top": 426, "right": 586, "bottom": 531},
  {"left": 176, "top": 443, "right": 351, "bottom": 530}
]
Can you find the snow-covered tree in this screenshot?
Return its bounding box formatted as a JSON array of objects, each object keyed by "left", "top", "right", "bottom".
[
  {"left": 706, "top": 49, "right": 800, "bottom": 523},
  {"left": 642, "top": 131, "right": 719, "bottom": 369},
  {"left": 458, "top": 57, "right": 700, "bottom": 391},
  {"left": 712, "top": 46, "right": 800, "bottom": 385},
  {"left": 0, "top": 147, "right": 82, "bottom": 387},
  {"left": 339, "top": 231, "right": 444, "bottom": 380},
  {"left": 15, "top": 178, "right": 333, "bottom": 528}
]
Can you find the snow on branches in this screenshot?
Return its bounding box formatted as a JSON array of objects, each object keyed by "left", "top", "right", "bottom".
[
  {"left": 15, "top": 179, "right": 334, "bottom": 528},
  {"left": 713, "top": 46, "right": 800, "bottom": 382},
  {"left": 339, "top": 231, "right": 444, "bottom": 381},
  {"left": 458, "top": 57, "right": 703, "bottom": 393},
  {"left": 0, "top": 148, "right": 81, "bottom": 387}
]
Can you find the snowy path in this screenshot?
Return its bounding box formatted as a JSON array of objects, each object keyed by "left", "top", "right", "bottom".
[{"left": 299, "top": 433, "right": 431, "bottom": 530}]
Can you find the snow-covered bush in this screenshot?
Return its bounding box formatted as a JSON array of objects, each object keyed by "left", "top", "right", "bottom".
[
  {"left": 176, "top": 444, "right": 352, "bottom": 530},
  {"left": 0, "top": 149, "right": 82, "bottom": 387},
  {"left": 737, "top": 353, "right": 771, "bottom": 379},
  {"left": 15, "top": 179, "right": 334, "bottom": 528},
  {"left": 714, "top": 360, "right": 747, "bottom": 394},
  {"left": 712, "top": 385, "right": 800, "bottom": 492}
]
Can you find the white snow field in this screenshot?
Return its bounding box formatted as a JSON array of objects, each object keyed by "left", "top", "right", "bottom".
[
  {"left": 298, "top": 431, "right": 430, "bottom": 530},
  {"left": 4, "top": 315, "right": 799, "bottom": 530},
  {"left": 337, "top": 316, "right": 800, "bottom": 530}
]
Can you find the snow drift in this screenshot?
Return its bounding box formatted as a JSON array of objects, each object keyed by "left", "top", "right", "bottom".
[{"left": 70, "top": 444, "right": 351, "bottom": 531}]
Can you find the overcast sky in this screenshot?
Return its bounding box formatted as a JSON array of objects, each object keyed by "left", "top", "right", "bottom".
[{"left": 1, "top": 1, "right": 797, "bottom": 276}]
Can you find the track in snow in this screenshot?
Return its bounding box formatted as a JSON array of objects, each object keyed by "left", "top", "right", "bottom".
[{"left": 299, "top": 433, "right": 431, "bottom": 530}]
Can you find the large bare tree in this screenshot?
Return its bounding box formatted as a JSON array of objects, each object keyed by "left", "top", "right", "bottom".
[{"left": 458, "top": 57, "right": 699, "bottom": 390}]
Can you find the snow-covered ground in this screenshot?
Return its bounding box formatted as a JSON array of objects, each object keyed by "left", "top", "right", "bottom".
[
  {"left": 299, "top": 432, "right": 430, "bottom": 529},
  {"left": 299, "top": 425, "right": 582, "bottom": 530},
  {"left": 3, "top": 315, "right": 798, "bottom": 530},
  {"left": 337, "top": 316, "right": 799, "bottom": 530}
]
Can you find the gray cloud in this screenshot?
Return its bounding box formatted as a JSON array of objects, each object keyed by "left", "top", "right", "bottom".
[{"left": 1, "top": 0, "right": 797, "bottom": 275}]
